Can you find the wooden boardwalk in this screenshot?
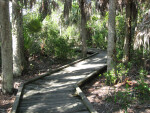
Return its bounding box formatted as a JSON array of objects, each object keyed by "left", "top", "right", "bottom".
[{"left": 17, "top": 51, "right": 107, "bottom": 113}]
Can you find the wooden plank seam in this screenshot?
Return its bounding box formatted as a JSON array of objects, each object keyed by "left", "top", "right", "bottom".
[{"left": 11, "top": 51, "right": 99, "bottom": 113}]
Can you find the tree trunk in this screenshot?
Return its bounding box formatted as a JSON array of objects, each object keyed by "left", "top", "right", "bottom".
[
  {"left": 80, "top": 0, "right": 87, "bottom": 57},
  {"left": 12, "top": 0, "right": 24, "bottom": 77},
  {"left": 39, "top": 0, "right": 50, "bottom": 21},
  {"left": 64, "top": 0, "right": 72, "bottom": 21},
  {"left": 107, "top": 0, "right": 116, "bottom": 71},
  {"left": 0, "top": 0, "right": 13, "bottom": 94},
  {"left": 123, "top": 0, "right": 132, "bottom": 63}
]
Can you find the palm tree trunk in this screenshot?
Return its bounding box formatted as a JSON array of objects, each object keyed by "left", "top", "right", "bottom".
[
  {"left": 0, "top": 0, "right": 13, "bottom": 94},
  {"left": 80, "top": 0, "right": 87, "bottom": 57},
  {"left": 107, "top": 0, "right": 116, "bottom": 71},
  {"left": 123, "top": 0, "right": 132, "bottom": 63},
  {"left": 64, "top": 0, "right": 72, "bottom": 21},
  {"left": 12, "top": 0, "right": 24, "bottom": 77},
  {"left": 40, "top": 0, "right": 50, "bottom": 21}
]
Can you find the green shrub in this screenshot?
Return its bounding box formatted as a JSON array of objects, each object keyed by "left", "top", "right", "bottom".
[
  {"left": 87, "top": 13, "right": 108, "bottom": 49},
  {"left": 103, "top": 69, "right": 117, "bottom": 85},
  {"left": 138, "top": 68, "right": 148, "bottom": 79},
  {"left": 69, "top": 2, "right": 80, "bottom": 24},
  {"left": 23, "top": 12, "right": 42, "bottom": 56},
  {"left": 26, "top": 19, "right": 42, "bottom": 33},
  {"left": 41, "top": 16, "right": 75, "bottom": 59},
  {"left": 106, "top": 91, "right": 133, "bottom": 110},
  {"left": 116, "top": 14, "right": 125, "bottom": 48},
  {"left": 44, "top": 36, "right": 75, "bottom": 59},
  {"left": 134, "top": 79, "right": 150, "bottom": 100},
  {"left": 23, "top": 31, "right": 41, "bottom": 55},
  {"left": 54, "top": 37, "right": 74, "bottom": 59},
  {"left": 102, "top": 63, "right": 130, "bottom": 85},
  {"left": 23, "top": 10, "right": 76, "bottom": 59}
]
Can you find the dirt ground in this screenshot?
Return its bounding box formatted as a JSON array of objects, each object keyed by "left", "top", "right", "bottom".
[{"left": 82, "top": 73, "right": 150, "bottom": 113}]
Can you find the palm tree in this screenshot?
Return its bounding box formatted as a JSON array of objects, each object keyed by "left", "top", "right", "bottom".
[
  {"left": 12, "top": 0, "right": 38, "bottom": 77},
  {"left": 63, "top": 0, "right": 72, "bottom": 21},
  {"left": 79, "top": 0, "right": 91, "bottom": 57},
  {"left": 107, "top": 0, "right": 116, "bottom": 71},
  {"left": 79, "top": 0, "right": 87, "bottom": 57},
  {"left": 39, "top": 0, "right": 51, "bottom": 21},
  {"left": 0, "top": 0, "right": 13, "bottom": 94},
  {"left": 123, "top": 0, "right": 132, "bottom": 63},
  {"left": 12, "top": 0, "right": 24, "bottom": 77}
]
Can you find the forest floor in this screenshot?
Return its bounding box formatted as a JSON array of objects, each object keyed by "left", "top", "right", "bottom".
[
  {"left": 82, "top": 68, "right": 150, "bottom": 113},
  {"left": 0, "top": 54, "right": 81, "bottom": 113}
]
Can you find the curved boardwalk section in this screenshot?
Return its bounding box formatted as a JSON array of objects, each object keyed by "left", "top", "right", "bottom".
[{"left": 18, "top": 51, "right": 107, "bottom": 113}]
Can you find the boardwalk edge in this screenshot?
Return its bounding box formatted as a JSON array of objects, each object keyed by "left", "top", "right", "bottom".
[
  {"left": 76, "top": 86, "right": 97, "bottom": 113},
  {"left": 11, "top": 83, "right": 24, "bottom": 113},
  {"left": 75, "top": 65, "right": 107, "bottom": 113},
  {"left": 11, "top": 51, "right": 99, "bottom": 113}
]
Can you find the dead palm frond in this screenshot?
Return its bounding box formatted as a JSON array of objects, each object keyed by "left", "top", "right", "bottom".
[{"left": 134, "top": 11, "right": 150, "bottom": 50}]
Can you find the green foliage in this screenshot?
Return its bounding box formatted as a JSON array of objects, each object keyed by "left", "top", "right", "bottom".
[
  {"left": 69, "top": 2, "right": 80, "bottom": 24},
  {"left": 23, "top": 12, "right": 75, "bottom": 59},
  {"left": 137, "top": 3, "right": 150, "bottom": 24},
  {"left": 23, "top": 30, "right": 41, "bottom": 55},
  {"left": 102, "top": 63, "right": 130, "bottom": 85},
  {"left": 116, "top": 48, "right": 124, "bottom": 60},
  {"left": 115, "top": 13, "right": 126, "bottom": 60},
  {"left": 138, "top": 68, "right": 148, "bottom": 79},
  {"left": 134, "top": 79, "right": 150, "bottom": 100},
  {"left": 24, "top": 13, "right": 75, "bottom": 59},
  {"left": 116, "top": 63, "right": 129, "bottom": 82},
  {"left": 23, "top": 12, "right": 42, "bottom": 55},
  {"left": 87, "top": 13, "right": 108, "bottom": 49},
  {"left": 106, "top": 91, "right": 133, "bottom": 110},
  {"left": 41, "top": 16, "right": 75, "bottom": 59},
  {"left": 45, "top": 36, "right": 74, "bottom": 59},
  {"left": 26, "top": 19, "right": 42, "bottom": 33},
  {"left": 103, "top": 69, "right": 117, "bottom": 85},
  {"left": 62, "top": 25, "right": 80, "bottom": 45},
  {"left": 116, "top": 14, "right": 125, "bottom": 47},
  {"left": 54, "top": 37, "right": 74, "bottom": 59},
  {"left": 133, "top": 68, "right": 150, "bottom": 100}
]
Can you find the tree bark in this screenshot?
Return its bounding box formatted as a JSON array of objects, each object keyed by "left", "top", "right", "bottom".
[
  {"left": 123, "top": 0, "right": 132, "bottom": 63},
  {"left": 107, "top": 0, "right": 116, "bottom": 71},
  {"left": 64, "top": 0, "right": 72, "bottom": 21},
  {"left": 39, "top": 0, "right": 50, "bottom": 21},
  {"left": 80, "top": 0, "right": 87, "bottom": 57},
  {"left": 12, "top": 0, "right": 24, "bottom": 77},
  {"left": 0, "top": 0, "right": 13, "bottom": 94}
]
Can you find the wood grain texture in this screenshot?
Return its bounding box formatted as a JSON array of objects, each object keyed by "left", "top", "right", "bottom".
[{"left": 15, "top": 51, "right": 107, "bottom": 113}]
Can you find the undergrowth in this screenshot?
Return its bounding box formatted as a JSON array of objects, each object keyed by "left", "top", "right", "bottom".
[{"left": 102, "top": 63, "right": 150, "bottom": 111}]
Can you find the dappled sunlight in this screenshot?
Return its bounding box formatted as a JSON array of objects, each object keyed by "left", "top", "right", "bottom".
[
  {"left": 64, "top": 76, "right": 86, "bottom": 80},
  {"left": 17, "top": 53, "right": 106, "bottom": 112},
  {"left": 23, "top": 85, "right": 73, "bottom": 98},
  {"left": 63, "top": 56, "right": 107, "bottom": 73},
  {"left": 20, "top": 101, "right": 85, "bottom": 113}
]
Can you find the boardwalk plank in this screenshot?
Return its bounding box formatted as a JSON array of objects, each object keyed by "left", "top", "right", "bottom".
[
  {"left": 19, "top": 102, "right": 87, "bottom": 113},
  {"left": 74, "top": 111, "right": 90, "bottom": 113},
  {"left": 17, "top": 52, "right": 107, "bottom": 113},
  {"left": 20, "top": 97, "right": 81, "bottom": 105},
  {"left": 24, "top": 84, "right": 73, "bottom": 91},
  {"left": 22, "top": 88, "right": 75, "bottom": 98},
  {"left": 22, "top": 93, "right": 79, "bottom": 100}
]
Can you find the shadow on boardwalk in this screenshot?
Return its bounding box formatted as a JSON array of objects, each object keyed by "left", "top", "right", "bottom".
[{"left": 17, "top": 51, "right": 107, "bottom": 113}]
